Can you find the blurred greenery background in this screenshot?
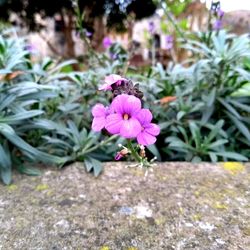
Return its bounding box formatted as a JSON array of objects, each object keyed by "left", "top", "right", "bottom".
[{"left": 0, "top": 0, "right": 250, "bottom": 184}]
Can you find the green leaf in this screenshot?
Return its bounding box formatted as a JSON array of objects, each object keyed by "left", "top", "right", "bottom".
[
  {"left": 201, "top": 106, "right": 214, "bottom": 124},
  {"left": 218, "top": 98, "right": 241, "bottom": 119},
  {"left": 0, "top": 110, "right": 44, "bottom": 123},
  {"left": 159, "top": 121, "right": 171, "bottom": 130},
  {"left": 147, "top": 144, "right": 161, "bottom": 161},
  {"left": 231, "top": 83, "right": 250, "bottom": 97},
  {"left": 208, "top": 139, "right": 228, "bottom": 149},
  {"left": 0, "top": 143, "right": 11, "bottom": 169},
  {"left": 207, "top": 88, "right": 216, "bottom": 107},
  {"left": 206, "top": 120, "right": 225, "bottom": 142},
  {"left": 177, "top": 111, "right": 186, "bottom": 120},
  {"left": 16, "top": 165, "right": 42, "bottom": 176},
  {"left": 84, "top": 157, "right": 103, "bottom": 177},
  {"left": 189, "top": 121, "right": 201, "bottom": 148},
  {"left": 84, "top": 158, "right": 94, "bottom": 172},
  {"left": 192, "top": 156, "right": 202, "bottom": 163},
  {"left": 177, "top": 125, "right": 188, "bottom": 143},
  {"left": 226, "top": 112, "right": 250, "bottom": 142},
  {"left": 0, "top": 166, "right": 11, "bottom": 185},
  {"left": 216, "top": 152, "right": 248, "bottom": 161},
  {"left": 167, "top": 141, "right": 192, "bottom": 153},
  {"left": 0, "top": 123, "right": 65, "bottom": 165},
  {"left": 49, "top": 59, "right": 77, "bottom": 74},
  {"left": 91, "top": 158, "right": 103, "bottom": 177},
  {"left": 0, "top": 94, "right": 16, "bottom": 111},
  {"left": 208, "top": 152, "right": 218, "bottom": 162},
  {"left": 229, "top": 99, "right": 250, "bottom": 113}
]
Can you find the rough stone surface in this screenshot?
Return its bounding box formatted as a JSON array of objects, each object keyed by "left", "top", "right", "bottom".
[{"left": 0, "top": 162, "right": 249, "bottom": 250}]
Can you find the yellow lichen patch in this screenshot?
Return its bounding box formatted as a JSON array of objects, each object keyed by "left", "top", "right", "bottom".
[
  {"left": 127, "top": 247, "right": 138, "bottom": 250},
  {"left": 7, "top": 184, "right": 17, "bottom": 191},
  {"left": 212, "top": 202, "right": 228, "bottom": 210},
  {"left": 192, "top": 214, "right": 202, "bottom": 221},
  {"left": 223, "top": 188, "right": 237, "bottom": 197},
  {"left": 179, "top": 207, "right": 184, "bottom": 214},
  {"left": 242, "top": 227, "right": 250, "bottom": 236},
  {"left": 194, "top": 190, "right": 200, "bottom": 198},
  {"left": 100, "top": 246, "right": 110, "bottom": 250},
  {"left": 221, "top": 162, "right": 245, "bottom": 175},
  {"left": 35, "top": 184, "right": 49, "bottom": 191},
  {"left": 130, "top": 168, "right": 144, "bottom": 177},
  {"left": 154, "top": 172, "right": 168, "bottom": 181},
  {"left": 46, "top": 190, "right": 53, "bottom": 196},
  {"left": 155, "top": 217, "right": 166, "bottom": 225}
]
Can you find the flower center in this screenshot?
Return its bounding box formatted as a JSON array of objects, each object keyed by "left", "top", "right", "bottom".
[{"left": 123, "top": 113, "right": 129, "bottom": 120}]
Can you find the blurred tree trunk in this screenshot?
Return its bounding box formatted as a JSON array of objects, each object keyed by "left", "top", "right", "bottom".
[
  {"left": 60, "top": 11, "right": 80, "bottom": 70},
  {"left": 127, "top": 14, "right": 135, "bottom": 41},
  {"left": 82, "top": 8, "right": 105, "bottom": 51},
  {"left": 91, "top": 16, "right": 105, "bottom": 52},
  {"left": 62, "top": 11, "right": 75, "bottom": 58}
]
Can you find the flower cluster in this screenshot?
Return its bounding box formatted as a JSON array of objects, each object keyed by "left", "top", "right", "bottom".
[
  {"left": 165, "top": 35, "right": 174, "bottom": 50},
  {"left": 148, "top": 21, "right": 155, "bottom": 34},
  {"left": 212, "top": 5, "right": 225, "bottom": 31},
  {"left": 91, "top": 74, "right": 160, "bottom": 165},
  {"left": 92, "top": 74, "right": 160, "bottom": 145}
]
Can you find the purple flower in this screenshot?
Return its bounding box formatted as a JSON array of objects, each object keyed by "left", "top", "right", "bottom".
[
  {"left": 115, "top": 148, "right": 129, "bottom": 160},
  {"left": 115, "top": 152, "right": 123, "bottom": 160},
  {"left": 165, "top": 35, "right": 174, "bottom": 50},
  {"left": 148, "top": 21, "right": 155, "bottom": 34},
  {"left": 99, "top": 74, "right": 126, "bottom": 91},
  {"left": 103, "top": 37, "right": 112, "bottom": 49},
  {"left": 136, "top": 109, "right": 160, "bottom": 146},
  {"left": 213, "top": 19, "right": 222, "bottom": 30},
  {"left": 109, "top": 52, "right": 118, "bottom": 60},
  {"left": 85, "top": 30, "right": 93, "bottom": 37},
  {"left": 25, "top": 43, "right": 37, "bottom": 54},
  {"left": 105, "top": 94, "right": 142, "bottom": 138},
  {"left": 91, "top": 104, "right": 113, "bottom": 132},
  {"left": 217, "top": 8, "right": 224, "bottom": 18}
]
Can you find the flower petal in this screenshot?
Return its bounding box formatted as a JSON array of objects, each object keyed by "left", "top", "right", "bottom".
[
  {"left": 115, "top": 152, "right": 123, "bottom": 161},
  {"left": 137, "top": 131, "right": 157, "bottom": 146},
  {"left": 92, "top": 104, "right": 106, "bottom": 117},
  {"left": 91, "top": 117, "right": 106, "bottom": 132},
  {"left": 125, "top": 95, "right": 141, "bottom": 115},
  {"left": 112, "top": 94, "right": 141, "bottom": 116},
  {"left": 103, "top": 37, "right": 112, "bottom": 49},
  {"left": 98, "top": 83, "right": 113, "bottom": 91},
  {"left": 136, "top": 109, "right": 153, "bottom": 126},
  {"left": 105, "top": 113, "right": 123, "bottom": 134},
  {"left": 145, "top": 123, "right": 160, "bottom": 136},
  {"left": 120, "top": 117, "right": 141, "bottom": 138},
  {"left": 105, "top": 74, "right": 125, "bottom": 84}
]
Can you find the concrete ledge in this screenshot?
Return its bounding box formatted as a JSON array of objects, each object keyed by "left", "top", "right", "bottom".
[{"left": 0, "top": 162, "right": 249, "bottom": 249}]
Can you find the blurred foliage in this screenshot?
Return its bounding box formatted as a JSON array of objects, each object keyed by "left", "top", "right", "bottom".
[
  {"left": 1, "top": 24, "right": 250, "bottom": 184},
  {"left": 0, "top": 31, "right": 67, "bottom": 184},
  {"left": 133, "top": 30, "right": 250, "bottom": 162},
  {"left": 0, "top": 30, "right": 125, "bottom": 184},
  {"left": 0, "top": 0, "right": 156, "bottom": 31},
  {"left": 164, "top": 0, "right": 192, "bottom": 16}
]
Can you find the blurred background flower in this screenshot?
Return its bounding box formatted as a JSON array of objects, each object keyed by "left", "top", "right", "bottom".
[{"left": 103, "top": 37, "right": 113, "bottom": 49}]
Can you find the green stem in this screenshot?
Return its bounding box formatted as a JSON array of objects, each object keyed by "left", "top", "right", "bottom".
[
  {"left": 74, "top": 2, "right": 103, "bottom": 65},
  {"left": 127, "top": 140, "right": 141, "bottom": 163},
  {"left": 152, "top": 40, "right": 156, "bottom": 67},
  {"left": 161, "top": 2, "right": 187, "bottom": 43},
  {"left": 81, "top": 33, "right": 103, "bottom": 65}
]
